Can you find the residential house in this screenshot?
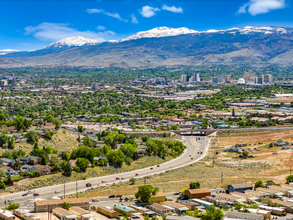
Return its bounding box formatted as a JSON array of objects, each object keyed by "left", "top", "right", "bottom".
[
  {"left": 268, "top": 185, "right": 293, "bottom": 197},
  {"left": 227, "top": 183, "right": 253, "bottom": 193},
  {"left": 147, "top": 203, "right": 174, "bottom": 215},
  {"left": 97, "top": 206, "right": 118, "bottom": 218},
  {"left": 149, "top": 191, "right": 166, "bottom": 203},
  {"left": 13, "top": 209, "right": 42, "bottom": 220},
  {"left": 178, "top": 201, "right": 198, "bottom": 211},
  {"left": 0, "top": 158, "right": 15, "bottom": 165},
  {"left": 21, "top": 165, "right": 37, "bottom": 173},
  {"left": 256, "top": 187, "right": 284, "bottom": 198},
  {"left": 129, "top": 205, "right": 155, "bottom": 216},
  {"left": 34, "top": 198, "right": 90, "bottom": 212},
  {"left": 216, "top": 193, "right": 244, "bottom": 205},
  {"left": 1, "top": 166, "right": 18, "bottom": 177},
  {"left": 245, "top": 190, "right": 269, "bottom": 201},
  {"left": 163, "top": 201, "right": 189, "bottom": 214},
  {"left": 185, "top": 188, "right": 211, "bottom": 199},
  {"left": 69, "top": 206, "right": 95, "bottom": 220},
  {"left": 11, "top": 133, "right": 27, "bottom": 143},
  {"left": 270, "top": 199, "right": 293, "bottom": 213},
  {"left": 113, "top": 205, "right": 136, "bottom": 216},
  {"left": 34, "top": 165, "right": 51, "bottom": 174},
  {"left": 258, "top": 205, "right": 286, "bottom": 216},
  {"left": 274, "top": 140, "right": 287, "bottom": 147},
  {"left": 0, "top": 209, "right": 15, "bottom": 220},
  {"left": 230, "top": 192, "right": 258, "bottom": 204},
  {"left": 42, "top": 123, "right": 56, "bottom": 131},
  {"left": 52, "top": 208, "right": 78, "bottom": 220},
  {"left": 18, "top": 156, "right": 39, "bottom": 165},
  {"left": 225, "top": 211, "right": 264, "bottom": 220},
  {"left": 243, "top": 208, "right": 271, "bottom": 219},
  {"left": 191, "top": 199, "right": 213, "bottom": 209}
]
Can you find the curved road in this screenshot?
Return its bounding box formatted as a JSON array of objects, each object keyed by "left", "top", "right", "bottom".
[{"left": 0, "top": 136, "right": 209, "bottom": 208}]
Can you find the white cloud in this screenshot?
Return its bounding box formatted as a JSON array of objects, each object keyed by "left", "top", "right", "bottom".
[
  {"left": 24, "top": 23, "right": 116, "bottom": 41},
  {"left": 97, "top": 25, "right": 106, "bottom": 30},
  {"left": 139, "top": 6, "right": 160, "bottom": 18},
  {"left": 131, "top": 14, "right": 139, "bottom": 24},
  {"left": 86, "top": 8, "right": 128, "bottom": 22},
  {"left": 236, "top": 0, "right": 286, "bottom": 16},
  {"left": 162, "top": 5, "right": 183, "bottom": 13}
]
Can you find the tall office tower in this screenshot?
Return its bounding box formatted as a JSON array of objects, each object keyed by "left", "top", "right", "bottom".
[
  {"left": 189, "top": 76, "right": 195, "bottom": 83},
  {"left": 92, "top": 82, "right": 99, "bottom": 90},
  {"left": 225, "top": 75, "right": 232, "bottom": 82},
  {"left": 262, "top": 74, "right": 273, "bottom": 84},
  {"left": 195, "top": 73, "right": 200, "bottom": 82},
  {"left": 254, "top": 77, "right": 263, "bottom": 84},
  {"left": 181, "top": 74, "right": 187, "bottom": 83}
]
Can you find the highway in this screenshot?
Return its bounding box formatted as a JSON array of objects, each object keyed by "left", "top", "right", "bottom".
[{"left": 0, "top": 135, "right": 209, "bottom": 208}]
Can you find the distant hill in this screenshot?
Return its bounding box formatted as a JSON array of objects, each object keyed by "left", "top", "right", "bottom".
[{"left": 1, "top": 26, "right": 293, "bottom": 68}]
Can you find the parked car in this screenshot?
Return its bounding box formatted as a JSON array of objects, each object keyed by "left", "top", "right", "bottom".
[
  {"left": 92, "top": 198, "right": 99, "bottom": 202},
  {"left": 33, "top": 193, "right": 39, "bottom": 196},
  {"left": 191, "top": 158, "right": 193, "bottom": 160},
  {"left": 109, "top": 195, "right": 115, "bottom": 198},
  {"left": 55, "top": 191, "right": 60, "bottom": 194},
  {"left": 86, "top": 183, "right": 92, "bottom": 187}
]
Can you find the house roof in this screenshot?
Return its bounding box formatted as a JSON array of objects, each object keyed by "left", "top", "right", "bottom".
[
  {"left": 152, "top": 191, "right": 166, "bottom": 198},
  {"left": 149, "top": 203, "right": 173, "bottom": 212},
  {"left": 229, "top": 183, "right": 252, "bottom": 189},
  {"left": 34, "top": 198, "right": 89, "bottom": 206},
  {"left": 52, "top": 207, "right": 72, "bottom": 216},
  {"left": 69, "top": 206, "right": 90, "bottom": 214},
  {"left": 187, "top": 188, "right": 211, "bottom": 194}
]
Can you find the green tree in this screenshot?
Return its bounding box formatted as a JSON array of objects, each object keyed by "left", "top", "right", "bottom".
[
  {"left": 286, "top": 175, "right": 293, "bottom": 184},
  {"left": 76, "top": 158, "right": 89, "bottom": 172},
  {"left": 189, "top": 181, "right": 200, "bottom": 189},
  {"left": 63, "top": 161, "right": 72, "bottom": 177},
  {"left": 141, "top": 136, "right": 150, "bottom": 142},
  {"left": 61, "top": 152, "right": 70, "bottom": 161},
  {"left": 129, "top": 177, "right": 136, "bottom": 185},
  {"left": 162, "top": 214, "right": 167, "bottom": 220},
  {"left": 232, "top": 108, "right": 235, "bottom": 117},
  {"left": 62, "top": 202, "right": 71, "bottom": 210},
  {"left": 50, "top": 156, "right": 61, "bottom": 171},
  {"left": 0, "top": 133, "right": 15, "bottom": 149},
  {"left": 77, "top": 125, "right": 85, "bottom": 132},
  {"left": 254, "top": 180, "right": 265, "bottom": 189},
  {"left": 2, "top": 151, "right": 13, "bottom": 159},
  {"left": 45, "top": 130, "right": 54, "bottom": 139},
  {"left": 242, "top": 151, "right": 249, "bottom": 157},
  {"left": 170, "top": 124, "right": 178, "bottom": 130},
  {"left": 54, "top": 119, "right": 61, "bottom": 130},
  {"left": 234, "top": 203, "right": 242, "bottom": 210},
  {"left": 25, "top": 131, "right": 39, "bottom": 143},
  {"left": 7, "top": 202, "right": 20, "bottom": 210},
  {"left": 202, "top": 206, "right": 224, "bottom": 220},
  {"left": 135, "top": 185, "right": 159, "bottom": 203},
  {"left": 107, "top": 150, "right": 125, "bottom": 167}
]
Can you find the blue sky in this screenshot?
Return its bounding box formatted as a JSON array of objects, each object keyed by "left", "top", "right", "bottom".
[{"left": 0, "top": 0, "right": 292, "bottom": 51}]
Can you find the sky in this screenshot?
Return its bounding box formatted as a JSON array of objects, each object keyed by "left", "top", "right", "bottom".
[{"left": 0, "top": 0, "right": 292, "bottom": 51}]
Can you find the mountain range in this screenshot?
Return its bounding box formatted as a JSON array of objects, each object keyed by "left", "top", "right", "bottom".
[{"left": 1, "top": 26, "right": 293, "bottom": 68}]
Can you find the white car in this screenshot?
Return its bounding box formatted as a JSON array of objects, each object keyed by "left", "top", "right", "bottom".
[
  {"left": 102, "top": 180, "right": 106, "bottom": 183},
  {"left": 121, "top": 177, "right": 125, "bottom": 180},
  {"left": 55, "top": 191, "right": 60, "bottom": 194},
  {"left": 7, "top": 199, "right": 13, "bottom": 202}
]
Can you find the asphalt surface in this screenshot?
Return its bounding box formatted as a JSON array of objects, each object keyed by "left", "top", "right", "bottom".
[{"left": 0, "top": 136, "right": 209, "bottom": 208}]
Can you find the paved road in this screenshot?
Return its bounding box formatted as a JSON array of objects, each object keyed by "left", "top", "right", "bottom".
[
  {"left": 0, "top": 136, "right": 209, "bottom": 208},
  {"left": 216, "top": 126, "right": 293, "bottom": 132}
]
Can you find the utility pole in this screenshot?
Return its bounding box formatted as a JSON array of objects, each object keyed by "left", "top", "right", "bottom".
[
  {"left": 4, "top": 192, "right": 6, "bottom": 208},
  {"left": 76, "top": 181, "right": 78, "bottom": 198},
  {"left": 220, "top": 172, "right": 223, "bottom": 185},
  {"left": 64, "top": 179, "right": 65, "bottom": 199},
  {"left": 144, "top": 176, "right": 147, "bottom": 185}
]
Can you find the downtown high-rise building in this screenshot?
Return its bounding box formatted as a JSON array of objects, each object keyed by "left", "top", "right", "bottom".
[
  {"left": 181, "top": 74, "right": 187, "bottom": 83},
  {"left": 262, "top": 74, "right": 273, "bottom": 84},
  {"left": 194, "top": 73, "right": 200, "bottom": 82}
]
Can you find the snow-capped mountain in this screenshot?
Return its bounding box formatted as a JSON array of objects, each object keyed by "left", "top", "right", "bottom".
[
  {"left": 121, "top": 27, "right": 199, "bottom": 42},
  {"left": 0, "top": 49, "right": 19, "bottom": 55},
  {"left": 121, "top": 26, "right": 292, "bottom": 42},
  {"left": 46, "top": 36, "right": 102, "bottom": 49}
]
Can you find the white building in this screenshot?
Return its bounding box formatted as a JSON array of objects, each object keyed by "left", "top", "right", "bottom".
[
  {"left": 181, "top": 75, "right": 187, "bottom": 83},
  {"left": 262, "top": 74, "right": 273, "bottom": 84},
  {"left": 238, "top": 78, "right": 245, "bottom": 85},
  {"left": 195, "top": 73, "right": 200, "bottom": 82},
  {"left": 0, "top": 80, "right": 8, "bottom": 86}
]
